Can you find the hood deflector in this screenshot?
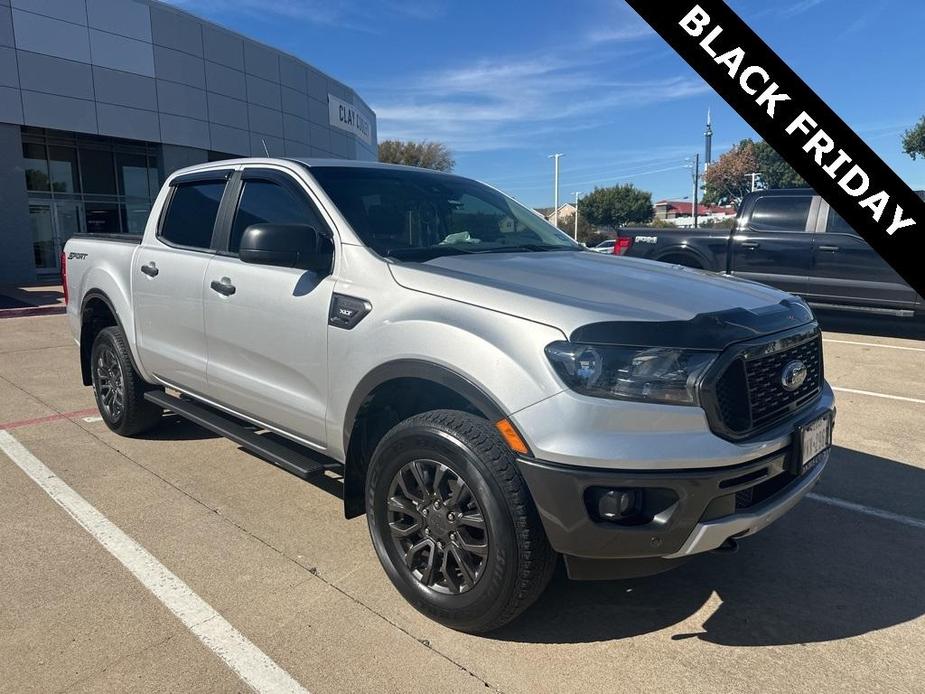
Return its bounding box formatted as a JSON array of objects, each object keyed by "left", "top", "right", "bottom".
[{"left": 569, "top": 300, "right": 814, "bottom": 350}]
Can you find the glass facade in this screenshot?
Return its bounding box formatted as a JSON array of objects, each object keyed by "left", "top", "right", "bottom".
[
  {"left": 22, "top": 128, "right": 163, "bottom": 273},
  {"left": 22, "top": 127, "right": 162, "bottom": 236}
]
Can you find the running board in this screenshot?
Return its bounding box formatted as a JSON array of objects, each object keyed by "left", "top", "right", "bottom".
[
  {"left": 145, "top": 390, "right": 330, "bottom": 479},
  {"left": 807, "top": 302, "right": 915, "bottom": 318}
]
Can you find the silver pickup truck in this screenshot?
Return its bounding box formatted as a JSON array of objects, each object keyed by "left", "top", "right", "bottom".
[{"left": 63, "top": 158, "right": 835, "bottom": 632}]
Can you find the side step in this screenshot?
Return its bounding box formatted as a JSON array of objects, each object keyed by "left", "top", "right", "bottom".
[{"left": 145, "top": 390, "right": 330, "bottom": 479}]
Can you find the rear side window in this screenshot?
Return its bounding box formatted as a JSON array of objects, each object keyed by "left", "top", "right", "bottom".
[
  {"left": 826, "top": 207, "right": 858, "bottom": 235},
  {"left": 750, "top": 196, "right": 812, "bottom": 232},
  {"left": 229, "top": 178, "right": 325, "bottom": 253},
  {"left": 160, "top": 181, "right": 226, "bottom": 249}
]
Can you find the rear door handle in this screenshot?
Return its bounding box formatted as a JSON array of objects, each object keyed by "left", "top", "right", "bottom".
[
  {"left": 210, "top": 278, "right": 236, "bottom": 296},
  {"left": 140, "top": 262, "right": 158, "bottom": 277},
  {"left": 741, "top": 241, "right": 760, "bottom": 249},
  {"left": 818, "top": 245, "right": 840, "bottom": 252}
]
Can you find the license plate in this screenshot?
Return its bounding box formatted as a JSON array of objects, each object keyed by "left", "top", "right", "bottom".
[{"left": 795, "top": 412, "right": 833, "bottom": 473}]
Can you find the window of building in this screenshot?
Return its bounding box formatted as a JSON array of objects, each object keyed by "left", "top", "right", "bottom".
[
  {"left": 23, "top": 143, "right": 50, "bottom": 191},
  {"left": 118, "top": 152, "right": 152, "bottom": 198},
  {"left": 79, "top": 147, "right": 117, "bottom": 195},
  {"left": 229, "top": 178, "right": 323, "bottom": 253},
  {"left": 750, "top": 196, "right": 813, "bottom": 232},
  {"left": 48, "top": 146, "right": 80, "bottom": 194},
  {"left": 160, "top": 181, "right": 226, "bottom": 249},
  {"left": 85, "top": 203, "right": 121, "bottom": 234},
  {"left": 21, "top": 128, "right": 162, "bottom": 236}
]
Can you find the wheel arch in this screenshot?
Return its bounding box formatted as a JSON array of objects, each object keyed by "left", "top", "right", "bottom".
[
  {"left": 79, "top": 289, "right": 142, "bottom": 386},
  {"left": 341, "top": 360, "right": 512, "bottom": 519},
  {"left": 655, "top": 244, "right": 711, "bottom": 269}
]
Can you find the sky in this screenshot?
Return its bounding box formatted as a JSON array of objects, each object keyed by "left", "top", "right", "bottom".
[{"left": 164, "top": 0, "right": 925, "bottom": 208}]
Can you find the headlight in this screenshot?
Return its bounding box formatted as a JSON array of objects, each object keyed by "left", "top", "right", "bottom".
[{"left": 544, "top": 341, "right": 717, "bottom": 405}]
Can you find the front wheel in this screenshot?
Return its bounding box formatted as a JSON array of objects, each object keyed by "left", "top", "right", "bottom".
[{"left": 366, "top": 410, "right": 556, "bottom": 633}]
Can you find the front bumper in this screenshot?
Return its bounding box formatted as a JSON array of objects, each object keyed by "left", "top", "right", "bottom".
[{"left": 517, "top": 422, "right": 830, "bottom": 565}]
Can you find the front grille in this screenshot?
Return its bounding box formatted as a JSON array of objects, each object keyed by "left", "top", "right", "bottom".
[{"left": 709, "top": 329, "right": 823, "bottom": 439}]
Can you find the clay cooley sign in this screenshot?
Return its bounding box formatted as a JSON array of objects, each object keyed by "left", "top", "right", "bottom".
[{"left": 329, "top": 94, "right": 372, "bottom": 146}]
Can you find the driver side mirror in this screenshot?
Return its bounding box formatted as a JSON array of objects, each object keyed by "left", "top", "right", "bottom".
[{"left": 239, "top": 223, "right": 332, "bottom": 272}]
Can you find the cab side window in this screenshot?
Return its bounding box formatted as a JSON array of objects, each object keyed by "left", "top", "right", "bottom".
[
  {"left": 159, "top": 180, "right": 226, "bottom": 249},
  {"left": 229, "top": 177, "right": 327, "bottom": 253},
  {"left": 826, "top": 207, "right": 858, "bottom": 235},
  {"left": 750, "top": 196, "right": 812, "bottom": 232}
]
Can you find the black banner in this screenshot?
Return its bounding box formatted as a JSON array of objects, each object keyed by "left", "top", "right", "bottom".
[{"left": 625, "top": 0, "right": 925, "bottom": 299}]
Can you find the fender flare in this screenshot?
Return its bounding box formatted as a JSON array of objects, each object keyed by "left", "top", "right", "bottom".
[
  {"left": 79, "top": 289, "right": 142, "bottom": 384},
  {"left": 342, "top": 359, "right": 508, "bottom": 453},
  {"left": 654, "top": 244, "right": 714, "bottom": 270}
]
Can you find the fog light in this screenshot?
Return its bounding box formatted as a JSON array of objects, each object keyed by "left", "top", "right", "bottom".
[{"left": 596, "top": 488, "right": 644, "bottom": 521}]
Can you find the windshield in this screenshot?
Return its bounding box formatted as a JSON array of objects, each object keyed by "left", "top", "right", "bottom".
[{"left": 308, "top": 166, "right": 582, "bottom": 260}]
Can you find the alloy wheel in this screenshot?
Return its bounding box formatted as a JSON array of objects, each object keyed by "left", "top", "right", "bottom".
[
  {"left": 387, "top": 459, "right": 489, "bottom": 595},
  {"left": 95, "top": 345, "right": 125, "bottom": 422}
]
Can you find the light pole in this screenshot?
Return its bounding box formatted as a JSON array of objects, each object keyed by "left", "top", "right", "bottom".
[
  {"left": 548, "top": 153, "right": 563, "bottom": 228},
  {"left": 688, "top": 152, "right": 700, "bottom": 229},
  {"left": 571, "top": 191, "right": 582, "bottom": 241}
]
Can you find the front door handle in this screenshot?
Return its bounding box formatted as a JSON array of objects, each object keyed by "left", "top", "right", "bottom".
[
  {"left": 210, "top": 278, "right": 236, "bottom": 296},
  {"left": 741, "top": 241, "right": 760, "bottom": 249},
  {"left": 818, "top": 245, "right": 840, "bottom": 252},
  {"left": 140, "top": 262, "right": 159, "bottom": 277}
]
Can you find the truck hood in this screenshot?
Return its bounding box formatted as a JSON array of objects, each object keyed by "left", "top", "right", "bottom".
[{"left": 389, "top": 250, "right": 808, "bottom": 338}]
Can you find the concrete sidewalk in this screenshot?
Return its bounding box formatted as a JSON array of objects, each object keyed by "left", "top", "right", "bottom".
[{"left": 0, "top": 283, "right": 66, "bottom": 319}]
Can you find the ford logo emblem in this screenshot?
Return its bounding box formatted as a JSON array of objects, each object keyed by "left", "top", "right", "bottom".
[{"left": 781, "top": 360, "right": 808, "bottom": 391}]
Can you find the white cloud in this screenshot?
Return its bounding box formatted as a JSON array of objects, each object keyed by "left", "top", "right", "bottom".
[
  {"left": 366, "top": 54, "right": 709, "bottom": 152},
  {"left": 162, "top": 0, "right": 445, "bottom": 32}
]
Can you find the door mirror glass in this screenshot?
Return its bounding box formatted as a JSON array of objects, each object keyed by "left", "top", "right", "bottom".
[{"left": 239, "top": 223, "right": 332, "bottom": 271}]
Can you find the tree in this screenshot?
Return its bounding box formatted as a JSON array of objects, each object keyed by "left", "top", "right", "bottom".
[
  {"left": 753, "top": 140, "right": 805, "bottom": 189},
  {"left": 580, "top": 184, "right": 653, "bottom": 229},
  {"left": 703, "top": 139, "right": 805, "bottom": 207},
  {"left": 902, "top": 116, "right": 925, "bottom": 160},
  {"left": 378, "top": 139, "right": 455, "bottom": 171},
  {"left": 555, "top": 210, "right": 605, "bottom": 246},
  {"left": 702, "top": 139, "right": 758, "bottom": 206}
]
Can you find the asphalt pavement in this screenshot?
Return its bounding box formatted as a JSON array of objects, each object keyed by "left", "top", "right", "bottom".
[{"left": 0, "top": 311, "right": 922, "bottom": 693}]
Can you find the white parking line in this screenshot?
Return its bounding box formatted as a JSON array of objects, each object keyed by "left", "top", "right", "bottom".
[
  {"left": 832, "top": 386, "right": 925, "bottom": 405},
  {"left": 82, "top": 416, "right": 103, "bottom": 423},
  {"left": 0, "top": 429, "right": 309, "bottom": 694},
  {"left": 823, "top": 339, "right": 925, "bottom": 353},
  {"left": 809, "top": 493, "right": 925, "bottom": 530}
]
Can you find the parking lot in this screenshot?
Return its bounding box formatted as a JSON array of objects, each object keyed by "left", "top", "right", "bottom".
[{"left": 0, "top": 312, "right": 923, "bottom": 693}]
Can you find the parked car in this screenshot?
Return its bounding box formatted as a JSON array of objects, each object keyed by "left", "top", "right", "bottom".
[
  {"left": 63, "top": 159, "right": 834, "bottom": 632},
  {"left": 614, "top": 188, "right": 922, "bottom": 317},
  {"left": 590, "top": 239, "right": 615, "bottom": 253}
]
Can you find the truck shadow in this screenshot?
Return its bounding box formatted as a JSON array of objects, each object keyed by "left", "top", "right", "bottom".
[{"left": 492, "top": 445, "right": 925, "bottom": 646}]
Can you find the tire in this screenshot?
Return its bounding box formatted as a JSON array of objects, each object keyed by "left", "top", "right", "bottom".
[
  {"left": 90, "top": 326, "right": 163, "bottom": 437},
  {"left": 365, "top": 409, "right": 556, "bottom": 633}
]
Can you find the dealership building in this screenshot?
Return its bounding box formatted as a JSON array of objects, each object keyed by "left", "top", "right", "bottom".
[{"left": 0, "top": 0, "right": 378, "bottom": 284}]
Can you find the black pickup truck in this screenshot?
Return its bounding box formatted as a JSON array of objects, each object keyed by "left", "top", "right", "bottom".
[{"left": 615, "top": 188, "right": 923, "bottom": 317}]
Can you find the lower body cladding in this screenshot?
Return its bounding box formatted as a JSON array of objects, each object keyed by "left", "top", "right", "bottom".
[{"left": 517, "top": 441, "right": 830, "bottom": 581}]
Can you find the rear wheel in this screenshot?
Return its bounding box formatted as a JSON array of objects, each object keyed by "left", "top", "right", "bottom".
[
  {"left": 366, "top": 410, "right": 556, "bottom": 633},
  {"left": 90, "top": 326, "right": 162, "bottom": 436}
]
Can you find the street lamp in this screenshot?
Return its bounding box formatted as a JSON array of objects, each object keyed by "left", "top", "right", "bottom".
[
  {"left": 548, "top": 153, "right": 563, "bottom": 228},
  {"left": 571, "top": 191, "right": 582, "bottom": 241}
]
